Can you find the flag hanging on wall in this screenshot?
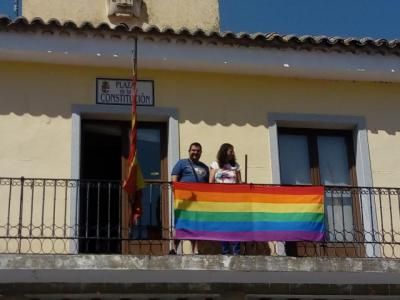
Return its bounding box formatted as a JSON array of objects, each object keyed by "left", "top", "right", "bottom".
[
  {"left": 123, "top": 38, "right": 145, "bottom": 220},
  {"left": 173, "top": 182, "right": 325, "bottom": 241}
]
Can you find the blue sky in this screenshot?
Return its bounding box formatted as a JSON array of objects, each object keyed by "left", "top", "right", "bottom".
[
  {"left": 219, "top": 0, "right": 400, "bottom": 40},
  {"left": 1, "top": 0, "right": 399, "bottom": 40},
  {"left": 0, "top": 0, "right": 15, "bottom": 17}
]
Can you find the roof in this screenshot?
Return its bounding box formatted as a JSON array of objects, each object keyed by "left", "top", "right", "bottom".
[{"left": 1, "top": 16, "right": 400, "bottom": 56}]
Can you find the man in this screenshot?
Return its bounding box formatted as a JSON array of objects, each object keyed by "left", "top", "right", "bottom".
[
  {"left": 170, "top": 142, "right": 209, "bottom": 254},
  {"left": 172, "top": 142, "right": 209, "bottom": 183}
]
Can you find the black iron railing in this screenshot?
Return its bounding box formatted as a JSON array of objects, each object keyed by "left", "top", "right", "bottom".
[{"left": 0, "top": 177, "right": 399, "bottom": 257}]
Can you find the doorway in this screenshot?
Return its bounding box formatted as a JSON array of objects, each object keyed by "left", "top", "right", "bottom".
[{"left": 79, "top": 120, "right": 167, "bottom": 254}]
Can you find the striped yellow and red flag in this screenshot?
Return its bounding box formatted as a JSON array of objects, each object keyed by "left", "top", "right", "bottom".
[{"left": 123, "top": 38, "right": 145, "bottom": 220}]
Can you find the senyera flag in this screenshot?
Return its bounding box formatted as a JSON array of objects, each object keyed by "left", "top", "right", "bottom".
[
  {"left": 173, "top": 182, "right": 325, "bottom": 241},
  {"left": 123, "top": 38, "right": 145, "bottom": 223}
]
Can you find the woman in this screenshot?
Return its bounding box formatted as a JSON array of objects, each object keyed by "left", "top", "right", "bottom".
[{"left": 210, "top": 143, "right": 242, "bottom": 255}]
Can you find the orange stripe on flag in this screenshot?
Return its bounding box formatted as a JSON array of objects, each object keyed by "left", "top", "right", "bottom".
[{"left": 174, "top": 190, "right": 323, "bottom": 204}]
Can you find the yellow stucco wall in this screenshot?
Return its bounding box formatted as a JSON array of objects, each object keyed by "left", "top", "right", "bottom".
[
  {"left": 1, "top": 61, "right": 400, "bottom": 255},
  {"left": 22, "top": 0, "right": 220, "bottom": 32},
  {"left": 1, "top": 61, "right": 400, "bottom": 186}
]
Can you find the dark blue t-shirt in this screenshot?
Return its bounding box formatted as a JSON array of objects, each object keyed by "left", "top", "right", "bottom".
[{"left": 171, "top": 159, "right": 209, "bottom": 183}]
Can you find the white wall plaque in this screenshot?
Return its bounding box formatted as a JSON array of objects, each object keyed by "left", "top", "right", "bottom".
[{"left": 96, "top": 78, "right": 154, "bottom": 106}]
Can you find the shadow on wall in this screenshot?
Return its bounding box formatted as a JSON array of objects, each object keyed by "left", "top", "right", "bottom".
[
  {"left": 154, "top": 72, "right": 400, "bottom": 136},
  {"left": 1, "top": 64, "right": 400, "bottom": 135}
]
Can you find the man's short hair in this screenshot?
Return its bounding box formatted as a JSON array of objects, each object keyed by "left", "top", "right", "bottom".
[{"left": 188, "top": 142, "right": 202, "bottom": 151}]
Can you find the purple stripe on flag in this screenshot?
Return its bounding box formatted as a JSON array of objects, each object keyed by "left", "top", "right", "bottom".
[{"left": 175, "top": 229, "right": 324, "bottom": 242}]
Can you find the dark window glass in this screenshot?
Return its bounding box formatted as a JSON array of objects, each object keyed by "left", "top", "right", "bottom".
[{"left": 278, "top": 128, "right": 357, "bottom": 242}]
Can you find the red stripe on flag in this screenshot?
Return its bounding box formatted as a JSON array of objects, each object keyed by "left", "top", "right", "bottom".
[{"left": 173, "top": 182, "right": 324, "bottom": 195}]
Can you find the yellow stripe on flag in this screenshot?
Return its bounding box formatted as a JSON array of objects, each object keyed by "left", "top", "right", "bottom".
[{"left": 174, "top": 199, "right": 323, "bottom": 214}]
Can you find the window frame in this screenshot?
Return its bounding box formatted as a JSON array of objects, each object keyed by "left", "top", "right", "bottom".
[
  {"left": 267, "top": 113, "right": 379, "bottom": 257},
  {"left": 278, "top": 127, "right": 362, "bottom": 246},
  {"left": 277, "top": 127, "right": 357, "bottom": 186}
]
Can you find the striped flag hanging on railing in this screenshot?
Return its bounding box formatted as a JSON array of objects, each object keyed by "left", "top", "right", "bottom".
[
  {"left": 173, "top": 182, "right": 325, "bottom": 241},
  {"left": 123, "top": 38, "right": 145, "bottom": 221}
]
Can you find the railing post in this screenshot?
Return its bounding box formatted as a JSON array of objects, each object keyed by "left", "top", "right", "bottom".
[
  {"left": 244, "top": 154, "right": 248, "bottom": 184},
  {"left": 6, "top": 178, "right": 12, "bottom": 237},
  {"left": 18, "top": 176, "right": 25, "bottom": 253}
]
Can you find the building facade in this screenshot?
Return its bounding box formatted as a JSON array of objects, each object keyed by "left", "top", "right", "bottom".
[{"left": 1, "top": 1, "right": 400, "bottom": 299}]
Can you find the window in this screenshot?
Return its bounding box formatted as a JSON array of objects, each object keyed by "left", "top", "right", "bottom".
[{"left": 278, "top": 128, "right": 358, "bottom": 242}]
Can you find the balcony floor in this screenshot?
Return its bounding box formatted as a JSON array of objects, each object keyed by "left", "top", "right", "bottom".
[{"left": 1, "top": 254, "right": 400, "bottom": 298}]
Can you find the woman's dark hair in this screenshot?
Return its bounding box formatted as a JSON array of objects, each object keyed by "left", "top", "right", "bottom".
[{"left": 217, "top": 143, "right": 236, "bottom": 168}]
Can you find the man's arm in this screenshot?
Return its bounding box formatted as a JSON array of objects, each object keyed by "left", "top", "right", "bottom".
[{"left": 171, "top": 160, "right": 182, "bottom": 182}]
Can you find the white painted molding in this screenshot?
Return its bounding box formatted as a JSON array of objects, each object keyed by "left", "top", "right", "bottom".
[
  {"left": 70, "top": 104, "right": 179, "bottom": 254},
  {"left": 267, "top": 113, "right": 379, "bottom": 258},
  {"left": 71, "top": 104, "right": 179, "bottom": 181},
  {"left": 1, "top": 31, "right": 400, "bottom": 82},
  {"left": 268, "top": 113, "right": 374, "bottom": 187}
]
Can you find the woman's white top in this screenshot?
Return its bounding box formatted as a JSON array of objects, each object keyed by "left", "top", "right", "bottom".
[{"left": 210, "top": 161, "right": 240, "bottom": 184}]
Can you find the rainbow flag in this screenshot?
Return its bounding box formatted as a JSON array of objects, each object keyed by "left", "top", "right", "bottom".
[{"left": 173, "top": 182, "right": 325, "bottom": 241}]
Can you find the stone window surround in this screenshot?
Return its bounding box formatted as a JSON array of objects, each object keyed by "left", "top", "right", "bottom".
[
  {"left": 70, "top": 104, "right": 179, "bottom": 254},
  {"left": 267, "top": 112, "right": 379, "bottom": 257}
]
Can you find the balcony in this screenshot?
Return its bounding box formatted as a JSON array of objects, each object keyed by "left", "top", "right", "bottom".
[
  {"left": 1, "top": 177, "right": 400, "bottom": 297},
  {"left": 0, "top": 177, "right": 399, "bottom": 257}
]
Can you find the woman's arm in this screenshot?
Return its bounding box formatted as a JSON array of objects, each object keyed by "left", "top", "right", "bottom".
[
  {"left": 209, "top": 168, "right": 217, "bottom": 183},
  {"left": 236, "top": 170, "right": 242, "bottom": 183}
]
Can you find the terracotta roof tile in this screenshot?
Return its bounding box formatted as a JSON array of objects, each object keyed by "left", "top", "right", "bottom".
[{"left": 1, "top": 16, "right": 400, "bottom": 55}]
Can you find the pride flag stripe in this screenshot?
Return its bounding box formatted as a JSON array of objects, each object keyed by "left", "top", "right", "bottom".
[
  {"left": 175, "top": 182, "right": 324, "bottom": 195},
  {"left": 175, "top": 210, "right": 324, "bottom": 223},
  {"left": 175, "top": 229, "right": 324, "bottom": 242},
  {"left": 175, "top": 219, "right": 324, "bottom": 232},
  {"left": 175, "top": 199, "right": 323, "bottom": 213},
  {"left": 174, "top": 190, "right": 323, "bottom": 204}
]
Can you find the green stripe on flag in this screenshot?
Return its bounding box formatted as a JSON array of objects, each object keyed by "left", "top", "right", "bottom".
[{"left": 175, "top": 210, "right": 324, "bottom": 223}]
